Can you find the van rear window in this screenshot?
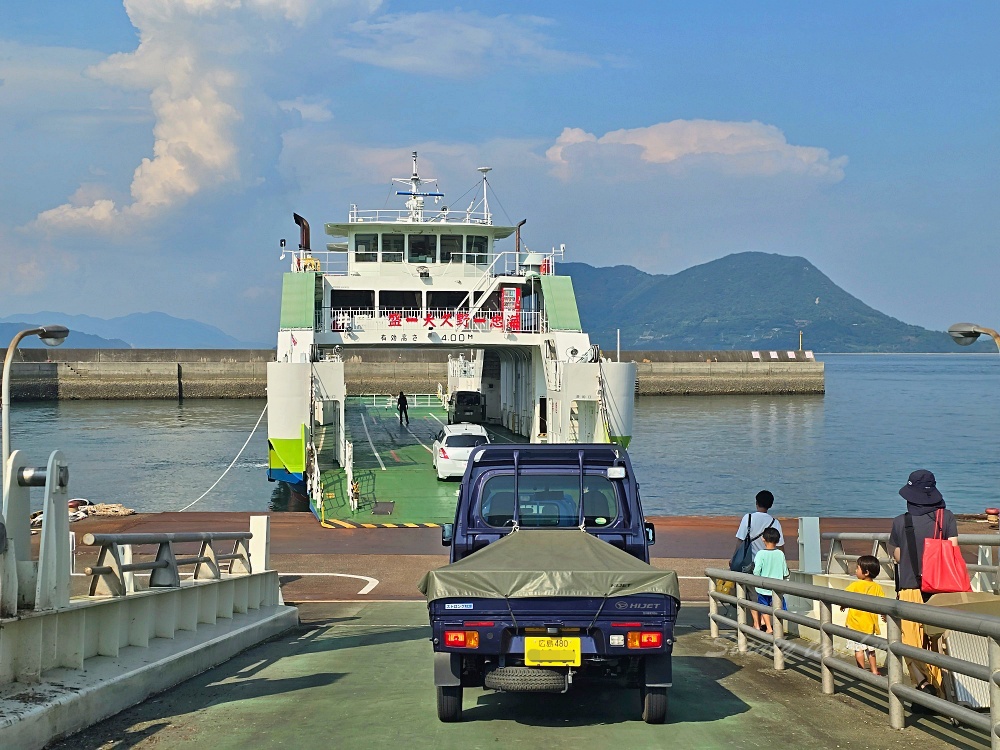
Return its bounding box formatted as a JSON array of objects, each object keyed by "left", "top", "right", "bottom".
[
  {"left": 479, "top": 474, "right": 620, "bottom": 528},
  {"left": 457, "top": 392, "right": 482, "bottom": 406}
]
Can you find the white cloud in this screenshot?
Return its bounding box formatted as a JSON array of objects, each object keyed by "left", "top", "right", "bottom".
[
  {"left": 279, "top": 97, "right": 334, "bottom": 123},
  {"left": 546, "top": 120, "right": 848, "bottom": 181},
  {"left": 33, "top": 0, "right": 375, "bottom": 234},
  {"left": 337, "top": 11, "right": 594, "bottom": 77}
]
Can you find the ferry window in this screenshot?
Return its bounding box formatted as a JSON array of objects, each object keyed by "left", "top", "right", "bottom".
[
  {"left": 408, "top": 234, "right": 437, "bottom": 264},
  {"left": 331, "top": 290, "right": 374, "bottom": 311},
  {"left": 354, "top": 234, "right": 378, "bottom": 262},
  {"left": 428, "top": 291, "right": 469, "bottom": 311},
  {"left": 379, "top": 290, "right": 421, "bottom": 314},
  {"left": 382, "top": 234, "right": 404, "bottom": 263},
  {"left": 440, "top": 235, "right": 462, "bottom": 263},
  {"left": 479, "top": 473, "right": 620, "bottom": 528},
  {"left": 466, "top": 235, "right": 489, "bottom": 264}
]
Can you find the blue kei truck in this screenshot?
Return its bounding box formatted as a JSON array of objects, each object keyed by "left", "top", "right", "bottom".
[{"left": 419, "top": 445, "right": 680, "bottom": 723}]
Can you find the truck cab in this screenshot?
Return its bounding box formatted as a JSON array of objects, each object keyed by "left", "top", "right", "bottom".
[{"left": 443, "top": 444, "right": 655, "bottom": 562}]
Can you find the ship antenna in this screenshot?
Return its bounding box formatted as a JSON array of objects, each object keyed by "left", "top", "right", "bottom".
[{"left": 477, "top": 166, "right": 492, "bottom": 224}]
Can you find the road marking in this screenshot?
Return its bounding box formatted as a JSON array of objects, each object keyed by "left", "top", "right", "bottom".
[
  {"left": 429, "top": 413, "right": 445, "bottom": 426},
  {"left": 330, "top": 519, "right": 355, "bottom": 528},
  {"left": 360, "top": 413, "right": 386, "bottom": 470},
  {"left": 304, "top": 573, "right": 379, "bottom": 595},
  {"left": 404, "top": 423, "right": 432, "bottom": 453},
  {"left": 403, "top": 523, "right": 419, "bottom": 528},
  {"left": 390, "top": 450, "right": 401, "bottom": 462},
  {"left": 484, "top": 427, "right": 515, "bottom": 444}
]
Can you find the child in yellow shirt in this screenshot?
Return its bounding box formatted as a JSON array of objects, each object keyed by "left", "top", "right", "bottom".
[{"left": 840, "top": 555, "right": 886, "bottom": 675}]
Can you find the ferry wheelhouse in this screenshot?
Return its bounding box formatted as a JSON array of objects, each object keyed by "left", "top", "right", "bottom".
[{"left": 266, "top": 153, "right": 636, "bottom": 524}]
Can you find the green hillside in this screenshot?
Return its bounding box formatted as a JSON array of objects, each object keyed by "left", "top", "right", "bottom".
[{"left": 562, "top": 253, "right": 981, "bottom": 352}]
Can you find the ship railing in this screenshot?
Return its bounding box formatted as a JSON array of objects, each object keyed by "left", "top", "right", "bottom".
[
  {"left": 291, "top": 250, "right": 349, "bottom": 275},
  {"left": 81, "top": 531, "right": 256, "bottom": 597},
  {"left": 823, "top": 532, "right": 1000, "bottom": 594},
  {"left": 318, "top": 307, "right": 544, "bottom": 335},
  {"left": 348, "top": 205, "right": 494, "bottom": 225},
  {"left": 706, "top": 566, "right": 1000, "bottom": 740},
  {"left": 359, "top": 393, "right": 442, "bottom": 409}
]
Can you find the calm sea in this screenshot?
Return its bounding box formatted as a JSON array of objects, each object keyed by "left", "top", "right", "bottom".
[{"left": 6, "top": 354, "right": 999, "bottom": 517}]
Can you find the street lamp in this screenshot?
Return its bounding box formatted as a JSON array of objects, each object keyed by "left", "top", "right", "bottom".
[
  {"left": 2, "top": 326, "right": 70, "bottom": 492},
  {"left": 948, "top": 322, "right": 1000, "bottom": 353}
]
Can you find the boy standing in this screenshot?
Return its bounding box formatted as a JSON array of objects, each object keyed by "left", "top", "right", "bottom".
[
  {"left": 752, "top": 527, "right": 789, "bottom": 634},
  {"left": 840, "top": 554, "right": 886, "bottom": 675}
]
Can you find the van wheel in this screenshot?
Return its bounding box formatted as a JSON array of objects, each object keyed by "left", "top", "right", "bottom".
[
  {"left": 641, "top": 686, "right": 668, "bottom": 724},
  {"left": 437, "top": 685, "right": 463, "bottom": 722}
]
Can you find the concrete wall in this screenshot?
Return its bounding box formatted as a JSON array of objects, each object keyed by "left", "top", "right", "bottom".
[
  {"left": 6, "top": 351, "right": 824, "bottom": 399},
  {"left": 636, "top": 361, "right": 825, "bottom": 395}
]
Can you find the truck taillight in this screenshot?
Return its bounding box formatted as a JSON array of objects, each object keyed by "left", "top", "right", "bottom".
[
  {"left": 444, "top": 630, "right": 480, "bottom": 648},
  {"left": 439, "top": 448, "right": 449, "bottom": 459},
  {"left": 627, "top": 631, "right": 663, "bottom": 649}
]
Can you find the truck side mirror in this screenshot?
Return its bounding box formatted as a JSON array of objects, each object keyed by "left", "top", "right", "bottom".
[
  {"left": 644, "top": 522, "right": 655, "bottom": 546},
  {"left": 442, "top": 523, "right": 454, "bottom": 546}
]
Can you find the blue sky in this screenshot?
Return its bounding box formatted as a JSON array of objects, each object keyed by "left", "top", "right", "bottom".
[{"left": 0, "top": 1, "right": 997, "bottom": 343}]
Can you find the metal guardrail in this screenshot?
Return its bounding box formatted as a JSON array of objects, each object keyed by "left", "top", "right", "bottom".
[
  {"left": 82, "top": 531, "right": 253, "bottom": 596},
  {"left": 824, "top": 531, "right": 1000, "bottom": 593},
  {"left": 706, "top": 567, "right": 1000, "bottom": 745}
]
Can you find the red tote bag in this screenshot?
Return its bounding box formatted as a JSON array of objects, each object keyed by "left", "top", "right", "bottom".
[{"left": 921, "top": 509, "right": 972, "bottom": 594}]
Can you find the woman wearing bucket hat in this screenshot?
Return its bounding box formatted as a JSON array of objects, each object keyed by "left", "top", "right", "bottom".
[{"left": 887, "top": 469, "right": 958, "bottom": 696}]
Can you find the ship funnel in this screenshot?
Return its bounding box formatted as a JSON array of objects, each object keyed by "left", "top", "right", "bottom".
[{"left": 293, "top": 213, "right": 311, "bottom": 251}]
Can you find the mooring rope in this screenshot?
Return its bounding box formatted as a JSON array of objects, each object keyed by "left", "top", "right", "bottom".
[{"left": 176, "top": 404, "right": 268, "bottom": 512}]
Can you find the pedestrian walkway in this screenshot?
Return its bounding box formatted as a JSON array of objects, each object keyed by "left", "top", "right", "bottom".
[{"left": 49, "top": 603, "right": 977, "bottom": 749}]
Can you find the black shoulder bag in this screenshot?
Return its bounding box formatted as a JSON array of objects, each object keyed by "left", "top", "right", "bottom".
[{"left": 729, "top": 515, "right": 775, "bottom": 574}]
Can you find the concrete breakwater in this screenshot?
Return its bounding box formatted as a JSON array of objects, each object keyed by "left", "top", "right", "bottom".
[{"left": 4, "top": 348, "right": 823, "bottom": 399}]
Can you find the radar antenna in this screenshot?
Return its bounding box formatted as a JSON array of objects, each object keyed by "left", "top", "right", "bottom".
[{"left": 393, "top": 150, "right": 444, "bottom": 222}]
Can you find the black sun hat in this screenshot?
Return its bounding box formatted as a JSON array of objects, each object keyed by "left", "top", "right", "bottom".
[{"left": 899, "top": 469, "right": 944, "bottom": 507}]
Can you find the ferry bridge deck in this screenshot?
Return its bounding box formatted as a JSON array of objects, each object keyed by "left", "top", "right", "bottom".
[{"left": 44, "top": 513, "right": 984, "bottom": 749}]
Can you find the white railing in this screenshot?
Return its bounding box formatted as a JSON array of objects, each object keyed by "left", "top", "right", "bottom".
[
  {"left": 707, "top": 567, "right": 1000, "bottom": 742},
  {"left": 358, "top": 393, "right": 443, "bottom": 408},
  {"left": 349, "top": 205, "right": 493, "bottom": 225},
  {"left": 318, "top": 308, "right": 545, "bottom": 335}
]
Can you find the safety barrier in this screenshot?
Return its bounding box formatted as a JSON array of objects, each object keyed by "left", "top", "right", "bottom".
[
  {"left": 82, "top": 531, "right": 253, "bottom": 596},
  {"left": 706, "top": 567, "right": 1000, "bottom": 746}
]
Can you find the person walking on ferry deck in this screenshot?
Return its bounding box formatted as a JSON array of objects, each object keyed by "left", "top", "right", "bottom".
[
  {"left": 735, "top": 490, "right": 784, "bottom": 630},
  {"left": 888, "top": 469, "right": 958, "bottom": 697},
  {"left": 397, "top": 391, "right": 409, "bottom": 426}
]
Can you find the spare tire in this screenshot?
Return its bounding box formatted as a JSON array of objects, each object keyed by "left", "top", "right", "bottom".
[{"left": 484, "top": 665, "right": 567, "bottom": 693}]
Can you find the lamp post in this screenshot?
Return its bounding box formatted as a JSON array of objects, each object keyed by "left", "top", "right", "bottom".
[
  {"left": 948, "top": 322, "right": 1000, "bottom": 353},
  {"left": 2, "top": 326, "right": 70, "bottom": 491}
]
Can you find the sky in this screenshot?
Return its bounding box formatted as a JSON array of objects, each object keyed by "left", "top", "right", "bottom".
[{"left": 0, "top": 1, "right": 997, "bottom": 343}]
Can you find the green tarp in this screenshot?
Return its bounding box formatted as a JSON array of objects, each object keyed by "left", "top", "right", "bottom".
[
  {"left": 418, "top": 530, "right": 680, "bottom": 602},
  {"left": 539, "top": 276, "right": 583, "bottom": 331}
]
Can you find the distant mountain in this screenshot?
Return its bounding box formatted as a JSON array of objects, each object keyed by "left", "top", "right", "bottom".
[
  {"left": 0, "top": 322, "right": 129, "bottom": 349},
  {"left": 562, "top": 253, "right": 987, "bottom": 353},
  {"left": 0, "top": 312, "right": 268, "bottom": 349}
]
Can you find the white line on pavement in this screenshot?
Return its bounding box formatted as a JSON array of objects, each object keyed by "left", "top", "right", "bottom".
[{"left": 361, "top": 413, "right": 387, "bottom": 470}]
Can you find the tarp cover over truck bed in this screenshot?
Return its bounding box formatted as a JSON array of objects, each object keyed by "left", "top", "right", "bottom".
[{"left": 418, "top": 530, "right": 680, "bottom": 602}]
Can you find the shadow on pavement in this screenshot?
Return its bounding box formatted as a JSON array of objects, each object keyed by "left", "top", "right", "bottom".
[{"left": 464, "top": 656, "right": 748, "bottom": 727}]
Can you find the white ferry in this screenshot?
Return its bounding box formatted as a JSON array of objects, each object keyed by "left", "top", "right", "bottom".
[{"left": 266, "top": 153, "right": 636, "bottom": 525}]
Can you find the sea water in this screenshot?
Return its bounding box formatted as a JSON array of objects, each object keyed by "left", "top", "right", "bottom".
[{"left": 6, "top": 354, "right": 999, "bottom": 517}]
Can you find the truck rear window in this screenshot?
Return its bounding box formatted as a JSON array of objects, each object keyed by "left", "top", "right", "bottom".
[{"left": 479, "top": 473, "right": 620, "bottom": 528}]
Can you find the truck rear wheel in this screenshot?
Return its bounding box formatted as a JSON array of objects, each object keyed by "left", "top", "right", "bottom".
[
  {"left": 437, "top": 685, "right": 463, "bottom": 722},
  {"left": 641, "top": 686, "right": 668, "bottom": 724}
]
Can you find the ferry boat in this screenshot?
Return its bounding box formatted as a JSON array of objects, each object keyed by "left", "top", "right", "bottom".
[{"left": 265, "top": 153, "right": 637, "bottom": 525}]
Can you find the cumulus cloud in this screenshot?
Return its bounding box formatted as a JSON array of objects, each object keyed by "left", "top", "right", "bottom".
[
  {"left": 545, "top": 120, "right": 848, "bottom": 181},
  {"left": 279, "top": 97, "right": 334, "bottom": 123},
  {"left": 34, "top": 0, "right": 372, "bottom": 234},
  {"left": 337, "top": 11, "right": 593, "bottom": 77}
]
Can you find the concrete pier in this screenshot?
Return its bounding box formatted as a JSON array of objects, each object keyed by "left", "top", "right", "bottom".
[{"left": 3, "top": 348, "right": 823, "bottom": 399}]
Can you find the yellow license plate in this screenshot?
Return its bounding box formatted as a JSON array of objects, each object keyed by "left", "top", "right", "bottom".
[{"left": 524, "top": 636, "right": 581, "bottom": 667}]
